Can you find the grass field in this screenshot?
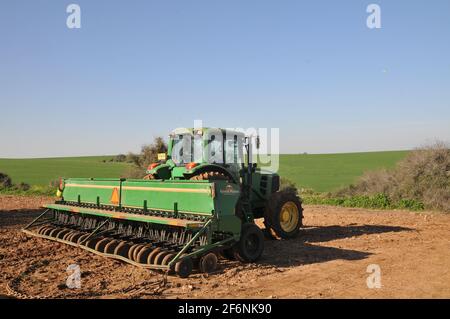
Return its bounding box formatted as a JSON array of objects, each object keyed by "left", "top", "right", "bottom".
[
  {"left": 0, "top": 151, "right": 409, "bottom": 193},
  {"left": 0, "top": 156, "right": 130, "bottom": 187},
  {"left": 277, "top": 151, "right": 409, "bottom": 192}
]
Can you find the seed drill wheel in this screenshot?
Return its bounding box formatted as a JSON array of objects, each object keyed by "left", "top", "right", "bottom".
[
  {"left": 49, "top": 228, "right": 61, "bottom": 238},
  {"left": 220, "top": 248, "right": 235, "bottom": 261},
  {"left": 55, "top": 229, "right": 70, "bottom": 239},
  {"left": 37, "top": 225, "right": 48, "bottom": 235},
  {"left": 175, "top": 257, "right": 193, "bottom": 278},
  {"left": 147, "top": 247, "right": 162, "bottom": 264},
  {"left": 233, "top": 223, "right": 264, "bottom": 263},
  {"left": 85, "top": 237, "right": 102, "bottom": 250},
  {"left": 136, "top": 246, "right": 152, "bottom": 264},
  {"left": 161, "top": 253, "right": 176, "bottom": 266},
  {"left": 104, "top": 239, "right": 120, "bottom": 254},
  {"left": 128, "top": 244, "right": 141, "bottom": 260},
  {"left": 39, "top": 226, "right": 52, "bottom": 235},
  {"left": 264, "top": 191, "right": 303, "bottom": 239},
  {"left": 63, "top": 230, "right": 77, "bottom": 241},
  {"left": 70, "top": 232, "right": 83, "bottom": 243},
  {"left": 133, "top": 244, "right": 147, "bottom": 261},
  {"left": 199, "top": 253, "right": 218, "bottom": 273},
  {"left": 114, "top": 241, "right": 132, "bottom": 258},
  {"left": 155, "top": 251, "right": 170, "bottom": 265},
  {"left": 77, "top": 233, "right": 90, "bottom": 245},
  {"left": 95, "top": 238, "right": 111, "bottom": 252}
]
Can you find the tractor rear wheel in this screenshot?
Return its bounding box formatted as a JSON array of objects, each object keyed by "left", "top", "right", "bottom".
[
  {"left": 264, "top": 191, "right": 303, "bottom": 239},
  {"left": 233, "top": 223, "right": 264, "bottom": 263}
]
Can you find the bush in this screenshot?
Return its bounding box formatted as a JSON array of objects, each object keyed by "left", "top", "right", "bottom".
[
  {"left": 123, "top": 137, "right": 168, "bottom": 177},
  {"left": 16, "top": 182, "right": 31, "bottom": 191},
  {"left": 280, "top": 177, "right": 298, "bottom": 193},
  {"left": 121, "top": 166, "right": 146, "bottom": 179},
  {"left": 126, "top": 152, "right": 141, "bottom": 166},
  {"left": 335, "top": 141, "right": 450, "bottom": 212},
  {"left": 395, "top": 198, "right": 425, "bottom": 211},
  {"left": 139, "top": 137, "right": 168, "bottom": 169},
  {"left": 114, "top": 154, "right": 127, "bottom": 162},
  {"left": 0, "top": 173, "right": 51, "bottom": 196},
  {"left": 0, "top": 173, "right": 13, "bottom": 189}
]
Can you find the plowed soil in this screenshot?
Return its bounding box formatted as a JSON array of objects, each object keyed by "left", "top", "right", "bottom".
[{"left": 1, "top": 195, "right": 449, "bottom": 299}]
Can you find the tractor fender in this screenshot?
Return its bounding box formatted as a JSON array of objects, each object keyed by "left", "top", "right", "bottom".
[
  {"left": 147, "top": 164, "right": 172, "bottom": 179},
  {"left": 184, "top": 164, "right": 237, "bottom": 183}
]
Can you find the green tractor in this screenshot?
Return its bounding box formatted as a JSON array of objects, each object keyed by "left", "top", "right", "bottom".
[
  {"left": 145, "top": 128, "right": 303, "bottom": 240},
  {"left": 23, "top": 128, "right": 303, "bottom": 277}
]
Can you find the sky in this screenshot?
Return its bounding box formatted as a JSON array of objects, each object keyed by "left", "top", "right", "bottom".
[{"left": 0, "top": 0, "right": 449, "bottom": 158}]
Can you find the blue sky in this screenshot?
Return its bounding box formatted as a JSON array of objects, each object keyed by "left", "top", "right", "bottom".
[{"left": 1, "top": 0, "right": 449, "bottom": 157}]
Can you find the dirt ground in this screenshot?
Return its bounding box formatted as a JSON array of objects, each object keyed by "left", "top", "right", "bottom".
[{"left": 1, "top": 194, "right": 449, "bottom": 299}]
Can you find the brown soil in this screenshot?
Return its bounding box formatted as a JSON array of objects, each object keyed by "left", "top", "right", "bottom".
[{"left": 1, "top": 195, "right": 449, "bottom": 299}]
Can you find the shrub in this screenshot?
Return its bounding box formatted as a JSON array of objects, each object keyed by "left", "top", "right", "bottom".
[
  {"left": 123, "top": 137, "right": 168, "bottom": 175},
  {"left": 335, "top": 141, "right": 449, "bottom": 212},
  {"left": 126, "top": 152, "right": 141, "bottom": 166},
  {"left": 139, "top": 137, "right": 168, "bottom": 169},
  {"left": 121, "top": 166, "right": 146, "bottom": 179},
  {"left": 0, "top": 173, "right": 13, "bottom": 189},
  {"left": 16, "top": 182, "right": 31, "bottom": 191},
  {"left": 395, "top": 198, "right": 425, "bottom": 211},
  {"left": 114, "top": 154, "right": 127, "bottom": 162},
  {"left": 280, "top": 177, "right": 298, "bottom": 193}
]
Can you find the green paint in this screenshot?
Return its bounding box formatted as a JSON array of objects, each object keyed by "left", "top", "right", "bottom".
[{"left": 57, "top": 178, "right": 241, "bottom": 234}]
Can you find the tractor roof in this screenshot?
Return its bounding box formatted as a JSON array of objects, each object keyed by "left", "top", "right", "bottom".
[{"left": 170, "top": 127, "right": 246, "bottom": 137}]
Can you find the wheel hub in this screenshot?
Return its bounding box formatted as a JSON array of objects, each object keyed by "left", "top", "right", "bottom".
[{"left": 279, "top": 201, "right": 299, "bottom": 233}]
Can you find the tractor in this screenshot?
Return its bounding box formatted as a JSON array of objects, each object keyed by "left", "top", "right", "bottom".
[{"left": 23, "top": 128, "right": 303, "bottom": 277}]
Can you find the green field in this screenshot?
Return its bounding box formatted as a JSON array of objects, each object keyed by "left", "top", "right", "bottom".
[
  {"left": 0, "top": 156, "right": 131, "bottom": 187},
  {"left": 276, "top": 151, "right": 409, "bottom": 192},
  {"left": 0, "top": 151, "right": 409, "bottom": 193}
]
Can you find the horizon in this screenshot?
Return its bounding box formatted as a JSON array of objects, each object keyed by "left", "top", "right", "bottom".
[{"left": 0, "top": 148, "right": 412, "bottom": 160}]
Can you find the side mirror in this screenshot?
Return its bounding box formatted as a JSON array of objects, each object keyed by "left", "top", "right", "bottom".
[{"left": 256, "top": 136, "right": 260, "bottom": 149}]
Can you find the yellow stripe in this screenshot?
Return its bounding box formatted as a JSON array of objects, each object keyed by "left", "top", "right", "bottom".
[
  {"left": 123, "top": 186, "right": 210, "bottom": 194},
  {"left": 123, "top": 204, "right": 211, "bottom": 216},
  {"left": 65, "top": 184, "right": 115, "bottom": 190},
  {"left": 65, "top": 183, "right": 211, "bottom": 194}
]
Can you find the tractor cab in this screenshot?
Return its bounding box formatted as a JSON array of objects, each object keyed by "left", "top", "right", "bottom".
[{"left": 147, "top": 128, "right": 246, "bottom": 182}]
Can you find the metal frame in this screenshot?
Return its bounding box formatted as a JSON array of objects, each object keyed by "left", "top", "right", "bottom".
[{"left": 23, "top": 208, "right": 237, "bottom": 272}]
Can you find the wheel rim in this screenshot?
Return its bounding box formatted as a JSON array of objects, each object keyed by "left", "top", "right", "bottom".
[{"left": 279, "top": 201, "right": 299, "bottom": 233}]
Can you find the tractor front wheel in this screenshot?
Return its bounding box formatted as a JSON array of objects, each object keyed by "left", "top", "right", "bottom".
[
  {"left": 233, "top": 223, "right": 264, "bottom": 263},
  {"left": 264, "top": 191, "right": 303, "bottom": 239}
]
